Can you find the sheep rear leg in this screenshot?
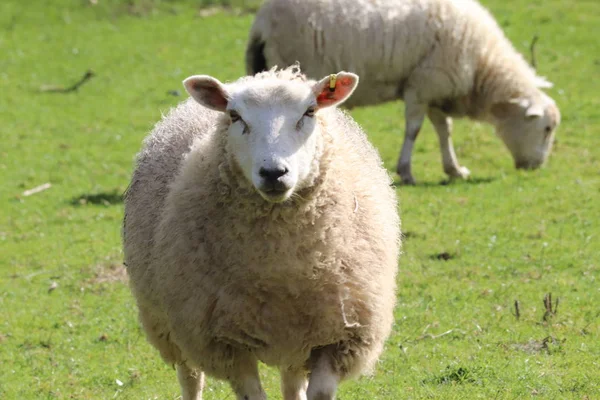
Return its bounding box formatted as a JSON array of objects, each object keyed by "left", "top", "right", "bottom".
[
  {"left": 177, "top": 363, "right": 204, "bottom": 400},
  {"left": 428, "top": 108, "right": 470, "bottom": 180},
  {"left": 228, "top": 352, "right": 267, "bottom": 400},
  {"left": 306, "top": 354, "right": 340, "bottom": 400},
  {"left": 396, "top": 99, "right": 427, "bottom": 185},
  {"left": 281, "top": 367, "right": 308, "bottom": 400}
]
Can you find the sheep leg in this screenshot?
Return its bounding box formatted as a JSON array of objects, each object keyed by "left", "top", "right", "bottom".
[
  {"left": 280, "top": 367, "right": 308, "bottom": 400},
  {"left": 428, "top": 108, "right": 470, "bottom": 180},
  {"left": 306, "top": 354, "right": 340, "bottom": 400},
  {"left": 228, "top": 353, "right": 267, "bottom": 400},
  {"left": 396, "top": 100, "right": 427, "bottom": 185},
  {"left": 177, "top": 363, "right": 204, "bottom": 400}
]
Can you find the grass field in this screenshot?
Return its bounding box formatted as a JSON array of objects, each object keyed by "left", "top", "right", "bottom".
[{"left": 1, "top": 0, "right": 599, "bottom": 398}]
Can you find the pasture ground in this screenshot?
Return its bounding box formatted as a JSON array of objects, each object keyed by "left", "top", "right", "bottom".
[{"left": 1, "top": 0, "right": 599, "bottom": 398}]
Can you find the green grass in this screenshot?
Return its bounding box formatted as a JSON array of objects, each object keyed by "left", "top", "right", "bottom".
[{"left": 1, "top": 0, "right": 598, "bottom": 398}]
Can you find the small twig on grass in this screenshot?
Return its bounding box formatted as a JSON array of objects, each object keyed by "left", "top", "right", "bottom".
[
  {"left": 530, "top": 34, "right": 539, "bottom": 69},
  {"left": 22, "top": 182, "right": 51, "bottom": 197},
  {"left": 431, "top": 329, "right": 454, "bottom": 339},
  {"left": 514, "top": 300, "right": 521, "bottom": 320},
  {"left": 418, "top": 329, "right": 456, "bottom": 341},
  {"left": 543, "top": 293, "right": 552, "bottom": 320},
  {"left": 48, "top": 281, "right": 58, "bottom": 293},
  {"left": 543, "top": 292, "right": 559, "bottom": 321},
  {"left": 39, "top": 69, "right": 95, "bottom": 93},
  {"left": 422, "top": 324, "right": 431, "bottom": 335},
  {"left": 23, "top": 269, "right": 57, "bottom": 280}
]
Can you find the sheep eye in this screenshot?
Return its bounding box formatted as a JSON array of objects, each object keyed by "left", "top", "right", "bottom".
[
  {"left": 544, "top": 126, "right": 552, "bottom": 134},
  {"left": 228, "top": 110, "right": 250, "bottom": 134},
  {"left": 304, "top": 106, "right": 316, "bottom": 118},
  {"left": 229, "top": 110, "right": 241, "bottom": 123}
]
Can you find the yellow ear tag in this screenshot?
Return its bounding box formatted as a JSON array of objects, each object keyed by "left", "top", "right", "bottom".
[{"left": 329, "top": 74, "right": 337, "bottom": 92}]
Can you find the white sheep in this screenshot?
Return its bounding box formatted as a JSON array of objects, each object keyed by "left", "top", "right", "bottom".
[
  {"left": 246, "top": 0, "right": 561, "bottom": 184},
  {"left": 123, "top": 66, "right": 400, "bottom": 400}
]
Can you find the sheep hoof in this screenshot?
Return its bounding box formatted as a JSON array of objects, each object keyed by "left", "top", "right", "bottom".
[
  {"left": 396, "top": 164, "right": 416, "bottom": 185},
  {"left": 447, "top": 166, "right": 471, "bottom": 180},
  {"left": 399, "top": 174, "right": 416, "bottom": 185}
]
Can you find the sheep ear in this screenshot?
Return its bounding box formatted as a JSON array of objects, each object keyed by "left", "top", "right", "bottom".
[
  {"left": 511, "top": 98, "right": 544, "bottom": 119},
  {"left": 313, "top": 72, "right": 359, "bottom": 108},
  {"left": 492, "top": 98, "right": 544, "bottom": 120},
  {"left": 525, "top": 102, "right": 545, "bottom": 119},
  {"left": 183, "top": 75, "right": 229, "bottom": 112}
]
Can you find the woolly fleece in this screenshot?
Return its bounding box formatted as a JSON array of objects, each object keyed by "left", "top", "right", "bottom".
[
  {"left": 123, "top": 69, "right": 401, "bottom": 383},
  {"left": 247, "top": 0, "right": 553, "bottom": 113}
]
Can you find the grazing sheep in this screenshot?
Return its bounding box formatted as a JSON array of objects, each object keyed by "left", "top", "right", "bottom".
[
  {"left": 246, "top": 0, "right": 561, "bottom": 184},
  {"left": 123, "top": 66, "right": 400, "bottom": 400}
]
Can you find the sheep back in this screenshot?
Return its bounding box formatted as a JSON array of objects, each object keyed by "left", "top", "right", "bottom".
[{"left": 248, "top": 0, "right": 539, "bottom": 109}]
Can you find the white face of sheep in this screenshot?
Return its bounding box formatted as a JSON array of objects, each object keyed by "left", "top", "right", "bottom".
[
  {"left": 491, "top": 92, "right": 561, "bottom": 169},
  {"left": 183, "top": 72, "right": 359, "bottom": 203}
]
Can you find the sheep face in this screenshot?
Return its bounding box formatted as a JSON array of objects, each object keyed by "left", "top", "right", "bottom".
[
  {"left": 491, "top": 93, "right": 561, "bottom": 169},
  {"left": 183, "top": 72, "right": 359, "bottom": 203}
]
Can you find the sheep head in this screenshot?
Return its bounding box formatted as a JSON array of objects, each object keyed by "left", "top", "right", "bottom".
[
  {"left": 183, "top": 71, "right": 359, "bottom": 203},
  {"left": 491, "top": 91, "right": 561, "bottom": 170}
]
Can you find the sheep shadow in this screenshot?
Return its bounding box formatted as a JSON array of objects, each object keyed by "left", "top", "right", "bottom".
[
  {"left": 70, "top": 190, "right": 124, "bottom": 207},
  {"left": 392, "top": 176, "right": 497, "bottom": 188}
]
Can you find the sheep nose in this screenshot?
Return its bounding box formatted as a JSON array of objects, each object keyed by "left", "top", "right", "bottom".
[{"left": 259, "top": 166, "right": 288, "bottom": 184}]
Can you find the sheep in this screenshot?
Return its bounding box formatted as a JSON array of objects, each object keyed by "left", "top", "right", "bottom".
[
  {"left": 246, "top": 0, "right": 561, "bottom": 184},
  {"left": 123, "top": 66, "right": 401, "bottom": 400}
]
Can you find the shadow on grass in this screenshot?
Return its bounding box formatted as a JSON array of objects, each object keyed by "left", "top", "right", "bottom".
[
  {"left": 429, "top": 252, "right": 456, "bottom": 261},
  {"left": 402, "top": 231, "right": 425, "bottom": 241},
  {"left": 392, "top": 176, "right": 497, "bottom": 188},
  {"left": 70, "top": 190, "right": 124, "bottom": 207},
  {"left": 424, "top": 366, "right": 478, "bottom": 385}
]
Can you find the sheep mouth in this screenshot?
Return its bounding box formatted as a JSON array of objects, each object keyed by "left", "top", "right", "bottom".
[{"left": 257, "top": 187, "right": 293, "bottom": 203}]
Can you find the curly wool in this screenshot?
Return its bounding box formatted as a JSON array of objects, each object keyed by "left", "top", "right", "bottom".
[{"left": 123, "top": 69, "right": 400, "bottom": 380}]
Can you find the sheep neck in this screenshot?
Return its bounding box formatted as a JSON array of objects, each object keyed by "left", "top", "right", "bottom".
[{"left": 473, "top": 41, "right": 543, "bottom": 120}]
